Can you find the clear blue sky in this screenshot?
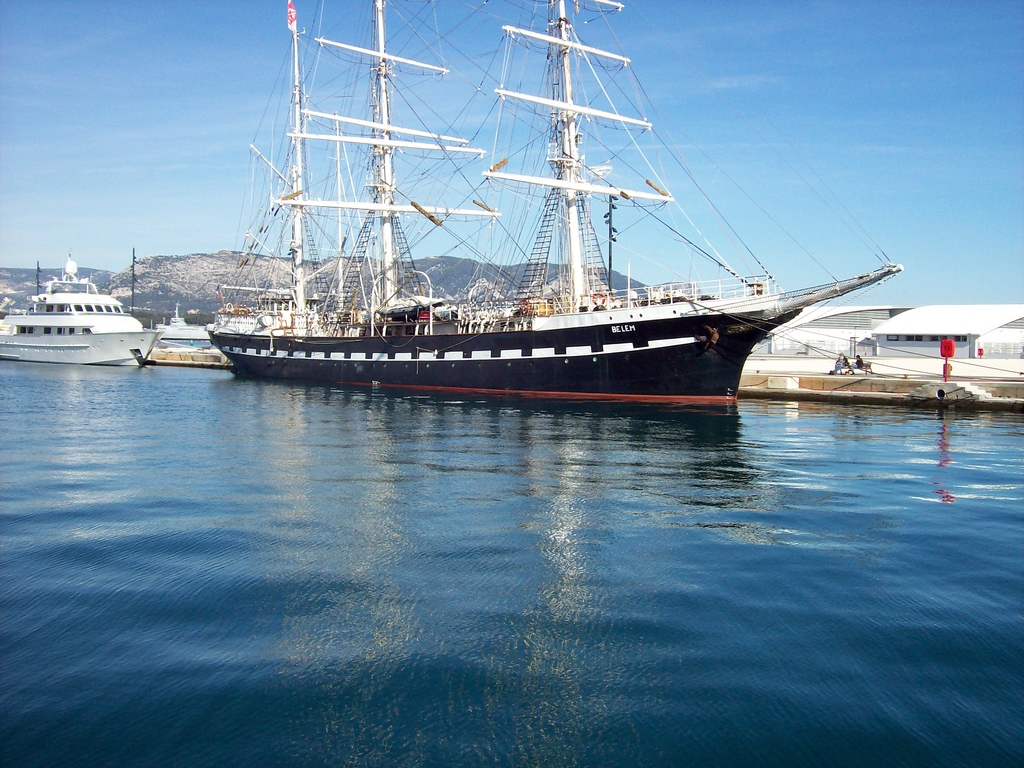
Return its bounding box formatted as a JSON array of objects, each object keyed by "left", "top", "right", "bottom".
[{"left": 1, "top": 0, "right": 1021, "bottom": 305}]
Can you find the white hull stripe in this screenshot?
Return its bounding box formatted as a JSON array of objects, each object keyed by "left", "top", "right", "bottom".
[
  {"left": 0, "top": 332, "right": 160, "bottom": 366},
  {"left": 229, "top": 335, "right": 699, "bottom": 360}
]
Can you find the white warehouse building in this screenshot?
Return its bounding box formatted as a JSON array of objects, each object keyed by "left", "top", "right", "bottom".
[
  {"left": 768, "top": 305, "right": 911, "bottom": 356},
  {"left": 871, "top": 305, "right": 1024, "bottom": 359},
  {"left": 768, "top": 305, "right": 1024, "bottom": 359}
]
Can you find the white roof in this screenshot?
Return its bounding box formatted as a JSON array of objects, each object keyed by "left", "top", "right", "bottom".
[
  {"left": 774, "top": 305, "right": 904, "bottom": 332},
  {"left": 872, "top": 305, "right": 1024, "bottom": 337}
]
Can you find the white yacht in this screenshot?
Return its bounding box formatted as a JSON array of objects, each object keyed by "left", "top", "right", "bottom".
[
  {"left": 156, "top": 303, "right": 211, "bottom": 345},
  {"left": 0, "top": 258, "right": 161, "bottom": 365}
]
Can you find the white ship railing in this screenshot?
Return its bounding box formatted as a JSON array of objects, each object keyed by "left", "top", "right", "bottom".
[{"left": 617, "top": 275, "right": 778, "bottom": 306}]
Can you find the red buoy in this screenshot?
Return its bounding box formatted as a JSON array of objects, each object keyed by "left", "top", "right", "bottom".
[{"left": 940, "top": 338, "right": 956, "bottom": 382}]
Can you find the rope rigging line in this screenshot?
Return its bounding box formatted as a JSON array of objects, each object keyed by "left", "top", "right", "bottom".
[
  {"left": 641, "top": 208, "right": 744, "bottom": 280},
  {"left": 631, "top": 3, "right": 888, "bottom": 270}
]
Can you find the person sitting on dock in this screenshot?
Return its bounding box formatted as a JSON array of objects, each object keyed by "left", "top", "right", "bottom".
[
  {"left": 831, "top": 353, "right": 851, "bottom": 375},
  {"left": 853, "top": 354, "right": 872, "bottom": 374}
]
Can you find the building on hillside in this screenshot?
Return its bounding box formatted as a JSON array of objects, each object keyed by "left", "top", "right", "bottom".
[
  {"left": 766, "top": 306, "right": 910, "bottom": 356},
  {"left": 871, "top": 305, "right": 1024, "bottom": 359}
]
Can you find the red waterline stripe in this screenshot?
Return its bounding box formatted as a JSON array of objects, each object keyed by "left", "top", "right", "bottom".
[{"left": 325, "top": 378, "right": 736, "bottom": 405}]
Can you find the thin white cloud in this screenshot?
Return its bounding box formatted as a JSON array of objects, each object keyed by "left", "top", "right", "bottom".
[{"left": 708, "top": 74, "right": 780, "bottom": 90}]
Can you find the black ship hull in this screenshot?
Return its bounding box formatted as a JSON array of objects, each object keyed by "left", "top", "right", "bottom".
[{"left": 212, "top": 310, "right": 797, "bottom": 402}]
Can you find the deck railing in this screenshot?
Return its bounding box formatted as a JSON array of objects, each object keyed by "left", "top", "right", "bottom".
[{"left": 613, "top": 275, "right": 778, "bottom": 306}]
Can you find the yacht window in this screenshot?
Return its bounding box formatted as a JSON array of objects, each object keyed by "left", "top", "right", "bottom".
[
  {"left": 44, "top": 327, "right": 52, "bottom": 334},
  {"left": 57, "top": 328, "right": 65, "bottom": 335},
  {"left": 26, "top": 327, "right": 34, "bottom": 334},
  {"left": 84, "top": 305, "right": 94, "bottom": 312},
  {"left": 46, "top": 305, "right": 54, "bottom": 312},
  {"left": 103, "top": 306, "right": 112, "bottom": 313},
  {"left": 68, "top": 328, "right": 76, "bottom": 335},
  {"left": 18, "top": 326, "right": 26, "bottom": 334},
  {"left": 63, "top": 305, "right": 71, "bottom": 312},
  {"left": 82, "top": 328, "right": 92, "bottom": 334},
  {"left": 74, "top": 305, "right": 84, "bottom": 312},
  {"left": 114, "top": 307, "right": 121, "bottom": 314}
]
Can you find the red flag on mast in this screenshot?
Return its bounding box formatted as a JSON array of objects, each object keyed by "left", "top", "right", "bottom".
[{"left": 287, "top": 1, "right": 297, "bottom": 32}]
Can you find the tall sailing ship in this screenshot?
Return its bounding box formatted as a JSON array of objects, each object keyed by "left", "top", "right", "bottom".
[{"left": 209, "top": 0, "right": 901, "bottom": 402}]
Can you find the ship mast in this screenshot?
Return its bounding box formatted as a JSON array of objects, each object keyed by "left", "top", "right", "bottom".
[
  {"left": 553, "top": 0, "right": 585, "bottom": 311},
  {"left": 288, "top": 8, "right": 306, "bottom": 312},
  {"left": 267, "top": 0, "right": 494, "bottom": 325},
  {"left": 373, "top": 0, "right": 399, "bottom": 307},
  {"left": 486, "top": 1, "right": 672, "bottom": 313}
]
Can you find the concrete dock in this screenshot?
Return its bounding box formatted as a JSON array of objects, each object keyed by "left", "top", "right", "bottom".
[
  {"left": 146, "top": 347, "right": 231, "bottom": 369},
  {"left": 739, "top": 355, "right": 1024, "bottom": 412}
]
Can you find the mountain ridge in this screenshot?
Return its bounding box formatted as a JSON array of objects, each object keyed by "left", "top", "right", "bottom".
[{"left": 2, "top": 251, "right": 642, "bottom": 314}]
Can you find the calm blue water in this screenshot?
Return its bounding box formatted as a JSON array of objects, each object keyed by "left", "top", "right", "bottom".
[{"left": 1, "top": 363, "right": 1021, "bottom": 767}]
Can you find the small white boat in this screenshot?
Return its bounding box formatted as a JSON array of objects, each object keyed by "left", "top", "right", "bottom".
[
  {"left": 156, "top": 303, "right": 211, "bottom": 345},
  {"left": 0, "top": 258, "right": 161, "bottom": 366}
]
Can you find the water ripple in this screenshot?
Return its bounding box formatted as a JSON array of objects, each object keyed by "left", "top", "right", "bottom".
[{"left": 1, "top": 365, "right": 1021, "bottom": 767}]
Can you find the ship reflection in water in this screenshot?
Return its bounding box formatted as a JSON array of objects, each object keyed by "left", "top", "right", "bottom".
[
  {"left": 254, "top": 393, "right": 774, "bottom": 758},
  {"left": 1, "top": 364, "right": 1020, "bottom": 767}
]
